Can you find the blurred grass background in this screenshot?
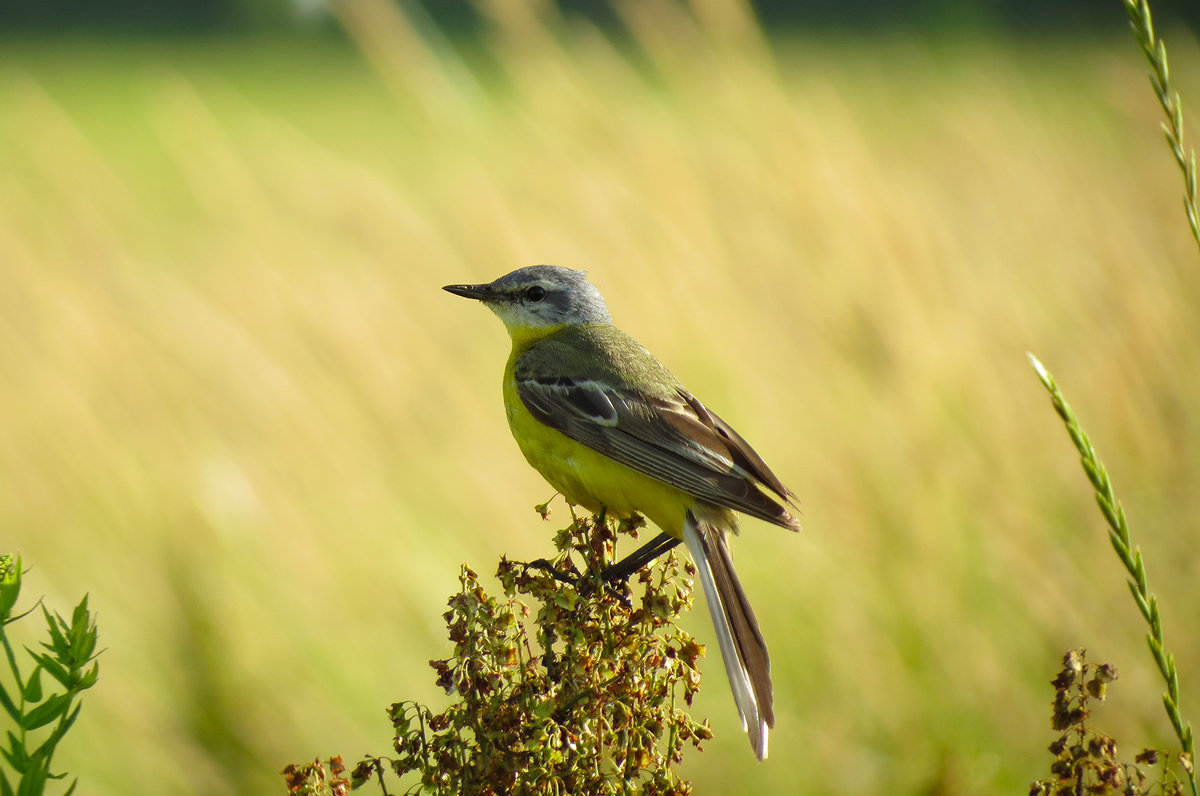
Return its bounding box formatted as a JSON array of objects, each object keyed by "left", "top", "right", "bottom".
[{"left": 1, "top": 1, "right": 1199, "bottom": 793}]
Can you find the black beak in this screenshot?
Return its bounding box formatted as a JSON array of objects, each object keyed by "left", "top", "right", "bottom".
[{"left": 442, "top": 283, "right": 497, "bottom": 301}]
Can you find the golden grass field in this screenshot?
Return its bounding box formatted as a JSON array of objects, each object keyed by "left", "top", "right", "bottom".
[{"left": 1, "top": 5, "right": 1199, "bottom": 794}]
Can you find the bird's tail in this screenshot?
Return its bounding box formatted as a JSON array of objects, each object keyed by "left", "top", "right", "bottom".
[{"left": 682, "top": 510, "right": 773, "bottom": 760}]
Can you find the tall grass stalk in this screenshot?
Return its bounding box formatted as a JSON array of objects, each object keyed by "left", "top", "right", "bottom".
[
  {"left": 1029, "top": 354, "right": 1198, "bottom": 796},
  {"left": 1122, "top": 0, "right": 1200, "bottom": 253}
]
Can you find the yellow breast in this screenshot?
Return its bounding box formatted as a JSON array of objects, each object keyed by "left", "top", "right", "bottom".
[{"left": 501, "top": 356, "right": 693, "bottom": 538}]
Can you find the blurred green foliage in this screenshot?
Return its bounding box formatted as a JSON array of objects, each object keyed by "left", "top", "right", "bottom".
[
  {"left": 0, "top": 0, "right": 1195, "bottom": 33},
  {"left": 1, "top": 5, "right": 1199, "bottom": 795}
]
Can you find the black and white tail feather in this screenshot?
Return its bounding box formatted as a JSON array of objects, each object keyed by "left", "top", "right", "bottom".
[{"left": 683, "top": 510, "right": 773, "bottom": 760}]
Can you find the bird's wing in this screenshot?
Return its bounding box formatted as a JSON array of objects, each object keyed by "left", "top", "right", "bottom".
[{"left": 515, "top": 370, "right": 799, "bottom": 530}]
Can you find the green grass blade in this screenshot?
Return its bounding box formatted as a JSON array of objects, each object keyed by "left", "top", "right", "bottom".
[
  {"left": 1121, "top": 0, "right": 1200, "bottom": 255},
  {"left": 1030, "top": 353, "right": 1198, "bottom": 796}
]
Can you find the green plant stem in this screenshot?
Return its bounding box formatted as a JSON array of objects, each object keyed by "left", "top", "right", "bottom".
[
  {"left": 1122, "top": 0, "right": 1200, "bottom": 255},
  {"left": 1029, "top": 354, "right": 1198, "bottom": 796}
]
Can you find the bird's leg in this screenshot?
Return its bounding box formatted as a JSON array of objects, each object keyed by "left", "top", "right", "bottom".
[
  {"left": 525, "top": 517, "right": 680, "bottom": 589},
  {"left": 600, "top": 532, "right": 682, "bottom": 582}
]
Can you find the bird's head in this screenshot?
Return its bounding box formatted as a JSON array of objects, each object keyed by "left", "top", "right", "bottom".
[{"left": 444, "top": 265, "right": 612, "bottom": 335}]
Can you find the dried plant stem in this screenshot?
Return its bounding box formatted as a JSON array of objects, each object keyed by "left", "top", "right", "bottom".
[
  {"left": 1122, "top": 0, "right": 1200, "bottom": 254},
  {"left": 1029, "top": 354, "right": 1198, "bottom": 796}
]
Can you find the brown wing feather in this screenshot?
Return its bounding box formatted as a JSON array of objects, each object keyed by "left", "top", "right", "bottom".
[{"left": 516, "top": 373, "right": 800, "bottom": 531}]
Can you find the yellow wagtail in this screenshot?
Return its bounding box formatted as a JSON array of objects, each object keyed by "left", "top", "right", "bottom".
[{"left": 444, "top": 265, "right": 800, "bottom": 760}]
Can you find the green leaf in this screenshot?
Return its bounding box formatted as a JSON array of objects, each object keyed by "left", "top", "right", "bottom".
[
  {"left": 19, "top": 694, "right": 71, "bottom": 732},
  {"left": 31, "top": 704, "right": 81, "bottom": 760},
  {"left": 55, "top": 703, "right": 81, "bottom": 743},
  {"left": 27, "top": 656, "right": 68, "bottom": 691},
  {"left": 0, "top": 684, "right": 20, "bottom": 725},
  {"left": 76, "top": 664, "right": 98, "bottom": 692},
  {"left": 21, "top": 668, "right": 41, "bottom": 704},
  {"left": 39, "top": 608, "right": 66, "bottom": 657},
  {"left": 15, "top": 756, "right": 47, "bottom": 796},
  {"left": 70, "top": 599, "right": 88, "bottom": 632},
  {"left": 3, "top": 639, "right": 22, "bottom": 687},
  {"left": 1, "top": 733, "right": 25, "bottom": 773},
  {"left": 64, "top": 599, "right": 96, "bottom": 664}
]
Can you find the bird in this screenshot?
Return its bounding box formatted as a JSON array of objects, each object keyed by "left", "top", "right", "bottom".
[{"left": 443, "top": 265, "right": 800, "bottom": 760}]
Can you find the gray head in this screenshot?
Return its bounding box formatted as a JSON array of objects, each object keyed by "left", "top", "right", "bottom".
[{"left": 443, "top": 265, "right": 612, "bottom": 334}]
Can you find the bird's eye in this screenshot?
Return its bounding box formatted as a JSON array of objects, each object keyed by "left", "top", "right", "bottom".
[{"left": 525, "top": 285, "right": 547, "bottom": 302}]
